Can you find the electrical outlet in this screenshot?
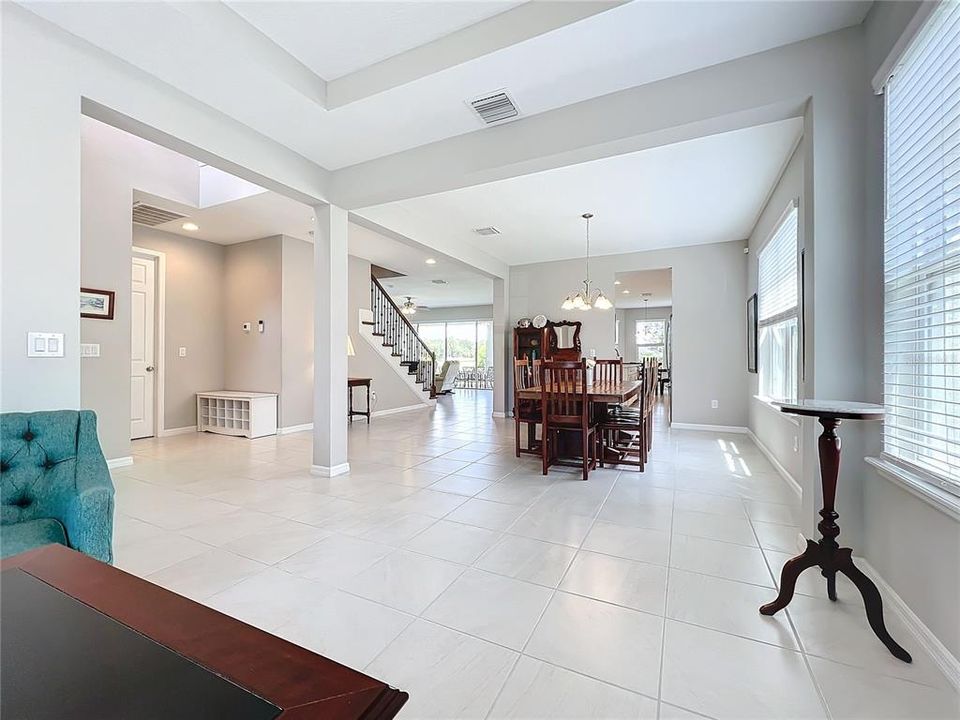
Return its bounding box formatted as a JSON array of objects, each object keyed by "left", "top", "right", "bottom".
[
  {"left": 179, "top": 347, "right": 187, "bottom": 357},
  {"left": 711, "top": 400, "right": 719, "bottom": 409},
  {"left": 793, "top": 435, "right": 799, "bottom": 452}
]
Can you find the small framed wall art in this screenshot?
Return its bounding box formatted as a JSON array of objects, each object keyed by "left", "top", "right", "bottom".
[{"left": 80, "top": 288, "right": 115, "bottom": 320}]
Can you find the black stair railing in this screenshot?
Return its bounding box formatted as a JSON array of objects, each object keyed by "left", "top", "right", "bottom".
[{"left": 369, "top": 276, "right": 437, "bottom": 398}]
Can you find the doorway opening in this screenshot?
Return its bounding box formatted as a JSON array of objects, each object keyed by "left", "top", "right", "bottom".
[{"left": 614, "top": 268, "right": 673, "bottom": 422}]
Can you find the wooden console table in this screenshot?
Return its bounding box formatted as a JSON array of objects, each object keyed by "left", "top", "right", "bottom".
[
  {"left": 1, "top": 545, "right": 408, "bottom": 718},
  {"left": 759, "top": 400, "right": 912, "bottom": 663},
  {"left": 348, "top": 377, "right": 372, "bottom": 424}
]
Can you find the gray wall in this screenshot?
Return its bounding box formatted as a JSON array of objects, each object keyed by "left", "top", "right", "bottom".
[
  {"left": 281, "top": 236, "right": 315, "bottom": 428},
  {"left": 511, "top": 240, "right": 749, "bottom": 428},
  {"left": 349, "top": 255, "right": 432, "bottom": 413},
  {"left": 133, "top": 226, "right": 226, "bottom": 430},
  {"left": 224, "top": 236, "right": 283, "bottom": 398},
  {"left": 79, "top": 117, "right": 201, "bottom": 460},
  {"left": 859, "top": 0, "right": 960, "bottom": 658},
  {"left": 746, "top": 141, "right": 804, "bottom": 486}
]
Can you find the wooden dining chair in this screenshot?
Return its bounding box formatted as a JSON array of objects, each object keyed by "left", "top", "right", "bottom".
[
  {"left": 513, "top": 357, "right": 541, "bottom": 457},
  {"left": 539, "top": 359, "right": 598, "bottom": 481},
  {"left": 597, "top": 357, "right": 659, "bottom": 470}
]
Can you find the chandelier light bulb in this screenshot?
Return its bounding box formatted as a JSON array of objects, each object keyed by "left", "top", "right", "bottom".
[{"left": 561, "top": 296, "right": 575, "bottom": 310}]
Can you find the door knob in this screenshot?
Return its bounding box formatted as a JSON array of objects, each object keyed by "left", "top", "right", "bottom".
[{"left": 146, "top": 366, "right": 155, "bottom": 372}]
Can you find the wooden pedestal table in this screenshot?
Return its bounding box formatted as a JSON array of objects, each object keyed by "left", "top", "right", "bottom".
[{"left": 759, "top": 400, "right": 912, "bottom": 663}]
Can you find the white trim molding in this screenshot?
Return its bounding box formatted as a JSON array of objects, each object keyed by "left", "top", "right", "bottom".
[
  {"left": 866, "top": 456, "right": 960, "bottom": 521},
  {"left": 748, "top": 429, "right": 802, "bottom": 498},
  {"left": 671, "top": 423, "right": 749, "bottom": 434},
  {"left": 857, "top": 558, "right": 960, "bottom": 691},
  {"left": 159, "top": 426, "right": 196, "bottom": 438},
  {"left": 311, "top": 463, "right": 350, "bottom": 477},
  {"left": 106, "top": 456, "right": 134, "bottom": 469},
  {"left": 279, "top": 423, "right": 313, "bottom": 435},
  {"left": 372, "top": 403, "right": 433, "bottom": 418}
]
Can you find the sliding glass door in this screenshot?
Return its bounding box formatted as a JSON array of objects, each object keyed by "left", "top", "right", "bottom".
[{"left": 415, "top": 319, "right": 494, "bottom": 388}]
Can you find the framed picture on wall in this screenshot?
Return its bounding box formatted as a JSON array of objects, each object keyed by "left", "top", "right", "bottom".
[
  {"left": 746, "top": 293, "right": 758, "bottom": 373},
  {"left": 80, "top": 288, "right": 115, "bottom": 320}
]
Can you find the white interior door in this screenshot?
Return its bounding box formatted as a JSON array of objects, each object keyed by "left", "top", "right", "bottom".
[{"left": 131, "top": 255, "right": 156, "bottom": 439}]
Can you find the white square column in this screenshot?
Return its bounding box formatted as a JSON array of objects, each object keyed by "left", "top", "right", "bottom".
[{"left": 311, "top": 204, "right": 350, "bottom": 477}]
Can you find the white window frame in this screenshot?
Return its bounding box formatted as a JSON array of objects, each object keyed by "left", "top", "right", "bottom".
[
  {"left": 756, "top": 201, "right": 800, "bottom": 403},
  {"left": 875, "top": 0, "right": 960, "bottom": 507}
]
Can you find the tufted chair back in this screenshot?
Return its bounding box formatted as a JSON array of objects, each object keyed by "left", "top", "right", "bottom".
[{"left": 0, "top": 410, "right": 114, "bottom": 562}]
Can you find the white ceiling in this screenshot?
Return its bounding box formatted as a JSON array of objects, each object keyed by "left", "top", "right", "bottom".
[
  {"left": 22, "top": 1, "right": 869, "bottom": 169},
  {"left": 226, "top": 1, "right": 521, "bottom": 80},
  {"left": 614, "top": 268, "right": 672, "bottom": 309},
  {"left": 359, "top": 118, "right": 803, "bottom": 265},
  {"left": 135, "top": 188, "right": 490, "bottom": 308}
]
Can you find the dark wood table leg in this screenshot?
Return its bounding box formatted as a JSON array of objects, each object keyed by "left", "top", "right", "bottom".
[
  {"left": 366, "top": 383, "right": 371, "bottom": 424},
  {"left": 760, "top": 417, "right": 912, "bottom": 663},
  {"left": 348, "top": 386, "right": 354, "bottom": 423}
]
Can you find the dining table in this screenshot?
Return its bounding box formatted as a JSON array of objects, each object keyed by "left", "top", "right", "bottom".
[{"left": 517, "top": 379, "right": 643, "bottom": 465}]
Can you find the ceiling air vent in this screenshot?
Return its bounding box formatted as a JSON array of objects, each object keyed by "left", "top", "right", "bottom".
[
  {"left": 469, "top": 90, "right": 519, "bottom": 125},
  {"left": 132, "top": 202, "right": 186, "bottom": 227},
  {"left": 432, "top": 279, "right": 448, "bottom": 285},
  {"left": 473, "top": 226, "right": 501, "bottom": 236}
]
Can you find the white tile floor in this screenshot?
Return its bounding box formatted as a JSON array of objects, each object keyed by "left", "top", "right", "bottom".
[{"left": 113, "top": 391, "right": 959, "bottom": 720}]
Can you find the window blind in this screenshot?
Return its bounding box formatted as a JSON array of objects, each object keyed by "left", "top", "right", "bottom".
[
  {"left": 883, "top": 0, "right": 960, "bottom": 495},
  {"left": 758, "top": 205, "right": 799, "bottom": 324}
]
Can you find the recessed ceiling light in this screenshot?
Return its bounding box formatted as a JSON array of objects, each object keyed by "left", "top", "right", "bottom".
[
  {"left": 182, "top": 222, "right": 199, "bottom": 231},
  {"left": 614, "top": 280, "right": 621, "bottom": 285},
  {"left": 622, "top": 290, "right": 630, "bottom": 294},
  {"left": 425, "top": 258, "right": 437, "bottom": 265}
]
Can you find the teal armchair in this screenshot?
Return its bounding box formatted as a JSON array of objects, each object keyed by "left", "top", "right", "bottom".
[{"left": 1, "top": 410, "right": 114, "bottom": 563}]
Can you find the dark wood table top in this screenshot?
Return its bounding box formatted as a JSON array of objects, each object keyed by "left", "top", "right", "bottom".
[
  {"left": 516, "top": 379, "right": 642, "bottom": 404},
  {"left": 348, "top": 377, "right": 372, "bottom": 386},
  {"left": 1, "top": 545, "right": 407, "bottom": 719}
]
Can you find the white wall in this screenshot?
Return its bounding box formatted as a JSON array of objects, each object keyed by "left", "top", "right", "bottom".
[
  {"left": 1, "top": 4, "right": 326, "bottom": 421},
  {"left": 511, "top": 240, "right": 748, "bottom": 428},
  {"left": 410, "top": 305, "right": 493, "bottom": 323}
]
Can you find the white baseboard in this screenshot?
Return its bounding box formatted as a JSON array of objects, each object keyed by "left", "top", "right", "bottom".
[
  {"left": 278, "top": 423, "right": 313, "bottom": 435},
  {"left": 107, "top": 456, "right": 133, "bottom": 469},
  {"left": 747, "top": 429, "right": 802, "bottom": 498},
  {"left": 857, "top": 559, "right": 960, "bottom": 691},
  {"left": 372, "top": 403, "right": 433, "bottom": 418},
  {"left": 158, "top": 426, "right": 197, "bottom": 437},
  {"left": 492, "top": 411, "right": 506, "bottom": 418},
  {"left": 311, "top": 462, "right": 350, "bottom": 477},
  {"left": 671, "top": 422, "right": 749, "bottom": 434}
]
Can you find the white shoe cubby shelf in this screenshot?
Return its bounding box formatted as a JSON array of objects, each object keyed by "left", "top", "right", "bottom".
[{"left": 196, "top": 391, "right": 277, "bottom": 439}]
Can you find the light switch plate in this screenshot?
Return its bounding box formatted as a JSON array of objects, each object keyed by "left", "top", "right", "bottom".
[
  {"left": 179, "top": 347, "right": 187, "bottom": 357},
  {"left": 80, "top": 343, "right": 100, "bottom": 358},
  {"left": 28, "top": 332, "right": 65, "bottom": 358}
]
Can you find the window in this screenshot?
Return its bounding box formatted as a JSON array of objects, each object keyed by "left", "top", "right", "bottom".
[
  {"left": 757, "top": 204, "right": 799, "bottom": 402},
  {"left": 415, "top": 319, "right": 494, "bottom": 379},
  {"left": 882, "top": 1, "right": 960, "bottom": 496},
  {"left": 416, "top": 323, "right": 446, "bottom": 365},
  {"left": 636, "top": 319, "right": 666, "bottom": 365}
]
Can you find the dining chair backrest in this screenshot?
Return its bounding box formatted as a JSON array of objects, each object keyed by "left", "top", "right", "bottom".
[
  {"left": 594, "top": 358, "right": 622, "bottom": 385},
  {"left": 540, "top": 359, "right": 588, "bottom": 426},
  {"left": 644, "top": 358, "right": 658, "bottom": 413}
]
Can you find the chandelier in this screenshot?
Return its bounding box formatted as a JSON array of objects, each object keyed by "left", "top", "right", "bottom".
[
  {"left": 400, "top": 296, "right": 417, "bottom": 315},
  {"left": 561, "top": 213, "right": 612, "bottom": 311}
]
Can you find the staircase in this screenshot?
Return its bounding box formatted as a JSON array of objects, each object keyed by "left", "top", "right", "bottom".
[{"left": 364, "top": 276, "right": 437, "bottom": 398}]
